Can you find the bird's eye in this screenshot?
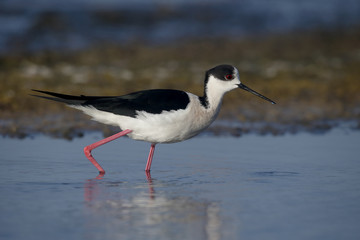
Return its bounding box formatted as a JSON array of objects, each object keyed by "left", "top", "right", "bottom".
[{"left": 225, "top": 74, "right": 234, "bottom": 80}]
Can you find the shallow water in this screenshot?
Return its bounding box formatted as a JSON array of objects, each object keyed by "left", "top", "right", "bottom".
[{"left": 1, "top": 129, "right": 360, "bottom": 240}]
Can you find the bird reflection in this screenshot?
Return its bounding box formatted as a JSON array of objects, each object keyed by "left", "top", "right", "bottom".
[
  {"left": 84, "top": 171, "right": 154, "bottom": 202},
  {"left": 83, "top": 171, "right": 222, "bottom": 240}
]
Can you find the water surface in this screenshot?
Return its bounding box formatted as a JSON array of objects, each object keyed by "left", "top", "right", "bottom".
[{"left": 1, "top": 129, "right": 360, "bottom": 240}]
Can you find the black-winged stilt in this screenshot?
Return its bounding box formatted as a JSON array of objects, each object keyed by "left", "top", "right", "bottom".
[{"left": 32, "top": 64, "right": 275, "bottom": 174}]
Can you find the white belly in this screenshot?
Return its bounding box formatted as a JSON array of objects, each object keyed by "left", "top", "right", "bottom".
[{"left": 125, "top": 108, "right": 205, "bottom": 143}]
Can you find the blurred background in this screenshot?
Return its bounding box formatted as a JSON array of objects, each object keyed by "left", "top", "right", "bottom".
[{"left": 1, "top": 0, "right": 360, "bottom": 138}]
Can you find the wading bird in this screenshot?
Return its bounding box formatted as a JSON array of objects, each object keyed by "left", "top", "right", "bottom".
[{"left": 32, "top": 64, "right": 275, "bottom": 174}]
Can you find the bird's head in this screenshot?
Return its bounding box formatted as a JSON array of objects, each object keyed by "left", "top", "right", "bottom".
[{"left": 205, "top": 64, "right": 276, "bottom": 104}]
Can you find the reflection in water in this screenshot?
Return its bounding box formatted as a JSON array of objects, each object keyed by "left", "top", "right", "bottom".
[
  {"left": 145, "top": 171, "right": 155, "bottom": 199},
  {"left": 84, "top": 172, "right": 222, "bottom": 240}
]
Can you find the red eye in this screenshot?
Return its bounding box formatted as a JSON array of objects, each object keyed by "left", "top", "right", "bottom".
[{"left": 225, "top": 74, "right": 233, "bottom": 80}]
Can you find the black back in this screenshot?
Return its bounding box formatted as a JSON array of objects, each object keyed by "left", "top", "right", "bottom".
[
  {"left": 32, "top": 89, "right": 190, "bottom": 118},
  {"left": 84, "top": 89, "right": 189, "bottom": 117}
]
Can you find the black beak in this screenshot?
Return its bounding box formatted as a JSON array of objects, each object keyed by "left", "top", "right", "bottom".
[{"left": 238, "top": 83, "right": 276, "bottom": 104}]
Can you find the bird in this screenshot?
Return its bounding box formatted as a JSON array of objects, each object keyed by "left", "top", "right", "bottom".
[{"left": 31, "top": 64, "right": 275, "bottom": 174}]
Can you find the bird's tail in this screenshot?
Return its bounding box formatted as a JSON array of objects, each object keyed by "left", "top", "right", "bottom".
[{"left": 30, "top": 89, "right": 93, "bottom": 105}]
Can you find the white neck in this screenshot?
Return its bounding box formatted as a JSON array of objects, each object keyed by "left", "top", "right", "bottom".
[{"left": 202, "top": 75, "right": 237, "bottom": 111}]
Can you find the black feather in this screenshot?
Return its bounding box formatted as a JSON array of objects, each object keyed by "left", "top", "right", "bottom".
[{"left": 31, "top": 89, "right": 190, "bottom": 118}]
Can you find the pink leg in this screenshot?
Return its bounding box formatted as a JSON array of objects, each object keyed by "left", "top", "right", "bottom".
[
  {"left": 84, "top": 129, "right": 132, "bottom": 173},
  {"left": 145, "top": 144, "right": 156, "bottom": 172}
]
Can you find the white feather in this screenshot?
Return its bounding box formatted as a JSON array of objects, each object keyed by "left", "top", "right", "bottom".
[{"left": 71, "top": 93, "right": 221, "bottom": 144}]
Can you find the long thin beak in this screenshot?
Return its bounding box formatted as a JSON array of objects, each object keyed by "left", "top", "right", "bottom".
[{"left": 238, "top": 83, "right": 276, "bottom": 104}]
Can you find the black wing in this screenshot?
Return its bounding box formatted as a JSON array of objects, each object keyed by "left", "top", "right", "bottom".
[{"left": 31, "top": 89, "right": 190, "bottom": 118}]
